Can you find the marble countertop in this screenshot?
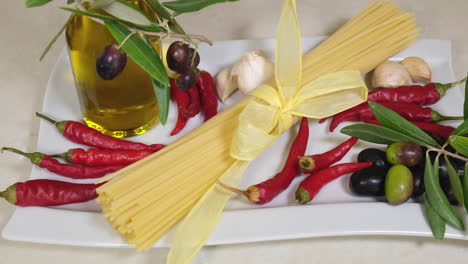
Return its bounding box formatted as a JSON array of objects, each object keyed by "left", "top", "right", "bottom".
[{"left": 1, "top": 0, "right": 468, "bottom": 263}]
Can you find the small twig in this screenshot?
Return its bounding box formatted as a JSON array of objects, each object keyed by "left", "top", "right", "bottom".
[
  {"left": 117, "top": 31, "right": 136, "bottom": 49},
  {"left": 131, "top": 27, "right": 212, "bottom": 45},
  {"left": 39, "top": 14, "right": 74, "bottom": 61},
  {"left": 427, "top": 146, "right": 468, "bottom": 162},
  {"left": 75, "top": 3, "right": 213, "bottom": 45},
  {"left": 190, "top": 42, "right": 200, "bottom": 66}
]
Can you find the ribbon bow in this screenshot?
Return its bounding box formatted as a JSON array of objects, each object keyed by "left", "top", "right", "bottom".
[
  {"left": 167, "top": 1, "right": 367, "bottom": 263},
  {"left": 231, "top": 71, "right": 368, "bottom": 160}
]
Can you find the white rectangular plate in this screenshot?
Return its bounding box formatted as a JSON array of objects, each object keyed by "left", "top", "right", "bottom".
[{"left": 3, "top": 37, "right": 468, "bottom": 247}]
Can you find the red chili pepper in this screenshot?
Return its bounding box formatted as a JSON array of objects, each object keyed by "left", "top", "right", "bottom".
[
  {"left": 365, "top": 119, "right": 455, "bottom": 141},
  {"left": 3, "top": 147, "right": 124, "bottom": 179},
  {"left": 319, "top": 78, "right": 466, "bottom": 123},
  {"left": 170, "top": 78, "right": 189, "bottom": 136},
  {"left": 180, "top": 85, "right": 201, "bottom": 119},
  {"left": 218, "top": 118, "right": 309, "bottom": 204},
  {"left": 298, "top": 137, "right": 358, "bottom": 173},
  {"left": 296, "top": 162, "right": 373, "bottom": 204},
  {"left": 196, "top": 71, "right": 218, "bottom": 121},
  {"left": 0, "top": 179, "right": 103, "bottom": 207},
  {"left": 369, "top": 78, "right": 466, "bottom": 105},
  {"left": 35, "top": 113, "right": 165, "bottom": 151},
  {"left": 329, "top": 102, "right": 463, "bottom": 132},
  {"left": 52, "top": 148, "right": 153, "bottom": 166}
]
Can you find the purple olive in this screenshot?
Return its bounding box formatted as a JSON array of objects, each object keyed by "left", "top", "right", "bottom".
[
  {"left": 187, "top": 48, "right": 200, "bottom": 68},
  {"left": 167, "top": 41, "right": 191, "bottom": 73},
  {"left": 386, "top": 141, "right": 423, "bottom": 167},
  {"left": 96, "top": 44, "right": 127, "bottom": 80},
  {"left": 176, "top": 67, "right": 198, "bottom": 91}
]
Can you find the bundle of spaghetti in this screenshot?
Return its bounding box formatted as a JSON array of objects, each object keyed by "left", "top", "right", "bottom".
[{"left": 96, "top": 0, "right": 419, "bottom": 250}]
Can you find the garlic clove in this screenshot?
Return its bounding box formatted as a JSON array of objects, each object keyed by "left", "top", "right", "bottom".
[
  {"left": 215, "top": 67, "right": 238, "bottom": 102},
  {"left": 231, "top": 50, "right": 274, "bottom": 94},
  {"left": 371, "top": 61, "right": 412, "bottom": 89},
  {"left": 400, "top": 56, "right": 432, "bottom": 84}
]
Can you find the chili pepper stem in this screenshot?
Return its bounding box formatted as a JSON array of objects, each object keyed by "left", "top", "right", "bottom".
[
  {"left": 50, "top": 153, "right": 67, "bottom": 159},
  {"left": 298, "top": 156, "right": 315, "bottom": 171},
  {"left": 216, "top": 180, "right": 246, "bottom": 195},
  {"left": 2, "top": 147, "right": 44, "bottom": 165},
  {"left": 35, "top": 112, "right": 58, "bottom": 125},
  {"left": 0, "top": 185, "right": 17, "bottom": 205},
  {"left": 216, "top": 180, "right": 259, "bottom": 203},
  {"left": 296, "top": 188, "right": 311, "bottom": 204},
  {"left": 438, "top": 115, "right": 464, "bottom": 121},
  {"left": 436, "top": 77, "right": 467, "bottom": 97},
  {"left": 430, "top": 111, "right": 464, "bottom": 122}
]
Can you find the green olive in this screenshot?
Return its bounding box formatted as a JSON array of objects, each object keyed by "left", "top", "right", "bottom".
[
  {"left": 385, "top": 164, "right": 414, "bottom": 205},
  {"left": 386, "top": 141, "right": 423, "bottom": 167}
]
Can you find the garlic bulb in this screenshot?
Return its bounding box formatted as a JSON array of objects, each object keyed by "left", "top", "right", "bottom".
[
  {"left": 215, "top": 67, "right": 238, "bottom": 102},
  {"left": 371, "top": 61, "right": 412, "bottom": 89},
  {"left": 230, "top": 50, "right": 274, "bottom": 94},
  {"left": 400, "top": 56, "right": 432, "bottom": 84}
]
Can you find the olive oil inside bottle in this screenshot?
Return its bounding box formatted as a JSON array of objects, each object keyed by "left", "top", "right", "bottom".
[{"left": 65, "top": 2, "right": 159, "bottom": 138}]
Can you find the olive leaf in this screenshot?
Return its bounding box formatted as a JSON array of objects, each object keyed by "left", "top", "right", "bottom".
[
  {"left": 61, "top": 7, "right": 165, "bottom": 32},
  {"left": 105, "top": 21, "right": 169, "bottom": 86},
  {"left": 424, "top": 197, "right": 446, "bottom": 240},
  {"left": 26, "top": 0, "right": 53, "bottom": 8},
  {"left": 448, "top": 135, "right": 468, "bottom": 157},
  {"left": 340, "top": 123, "right": 433, "bottom": 146},
  {"left": 164, "top": 0, "right": 239, "bottom": 15},
  {"left": 144, "top": 0, "right": 172, "bottom": 20},
  {"left": 452, "top": 120, "right": 468, "bottom": 136},
  {"left": 464, "top": 163, "right": 468, "bottom": 212},
  {"left": 144, "top": 0, "right": 186, "bottom": 33},
  {"left": 67, "top": 0, "right": 75, "bottom": 4},
  {"left": 424, "top": 153, "right": 465, "bottom": 230},
  {"left": 151, "top": 79, "right": 170, "bottom": 125},
  {"left": 139, "top": 35, "right": 170, "bottom": 125},
  {"left": 103, "top": 0, "right": 155, "bottom": 25},
  {"left": 464, "top": 73, "right": 468, "bottom": 119},
  {"left": 444, "top": 155, "right": 464, "bottom": 205},
  {"left": 368, "top": 101, "right": 440, "bottom": 147},
  {"left": 84, "top": 0, "right": 115, "bottom": 10}
]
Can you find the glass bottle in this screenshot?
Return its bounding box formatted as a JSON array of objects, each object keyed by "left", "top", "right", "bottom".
[{"left": 65, "top": 1, "right": 159, "bottom": 138}]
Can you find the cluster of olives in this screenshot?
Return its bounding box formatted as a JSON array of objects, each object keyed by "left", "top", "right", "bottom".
[
  {"left": 166, "top": 41, "right": 200, "bottom": 91},
  {"left": 96, "top": 44, "right": 128, "bottom": 80},
  {"left": 350, "top": 142, "right": 464, "bottom": 205}
]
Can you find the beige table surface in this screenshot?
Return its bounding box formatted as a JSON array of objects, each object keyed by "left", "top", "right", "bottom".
[{"left": 2, "top": 0, "right": 468, "bottom": 263}]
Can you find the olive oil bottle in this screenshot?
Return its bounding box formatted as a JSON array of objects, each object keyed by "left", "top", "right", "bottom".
[{"left": 65, "top": 1, "right": 159, "bottom": 138}]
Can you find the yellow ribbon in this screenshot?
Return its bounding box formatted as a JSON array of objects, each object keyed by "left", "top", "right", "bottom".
[{"left": 167, "top": 0, "right": 367, "bottom": 263}]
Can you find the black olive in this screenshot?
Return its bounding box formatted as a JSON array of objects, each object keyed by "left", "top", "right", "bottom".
[
  {"left": 176, "top": 67, "right": 198, "bottom": 91},
  {"left": 410, "top": 165, "right": 424, "bottom": 198},
  {"left": 357, "top": 148, "right": 390, "bottom": 169},
  {"left": 166, "top": 41, "right": 191, "bottom": 73},
  {"left": 349, "top": 166, "right": 387, "bottom": 196},
  {"left": 96, "top": 44, "right": 127, "bottom": 80}
]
